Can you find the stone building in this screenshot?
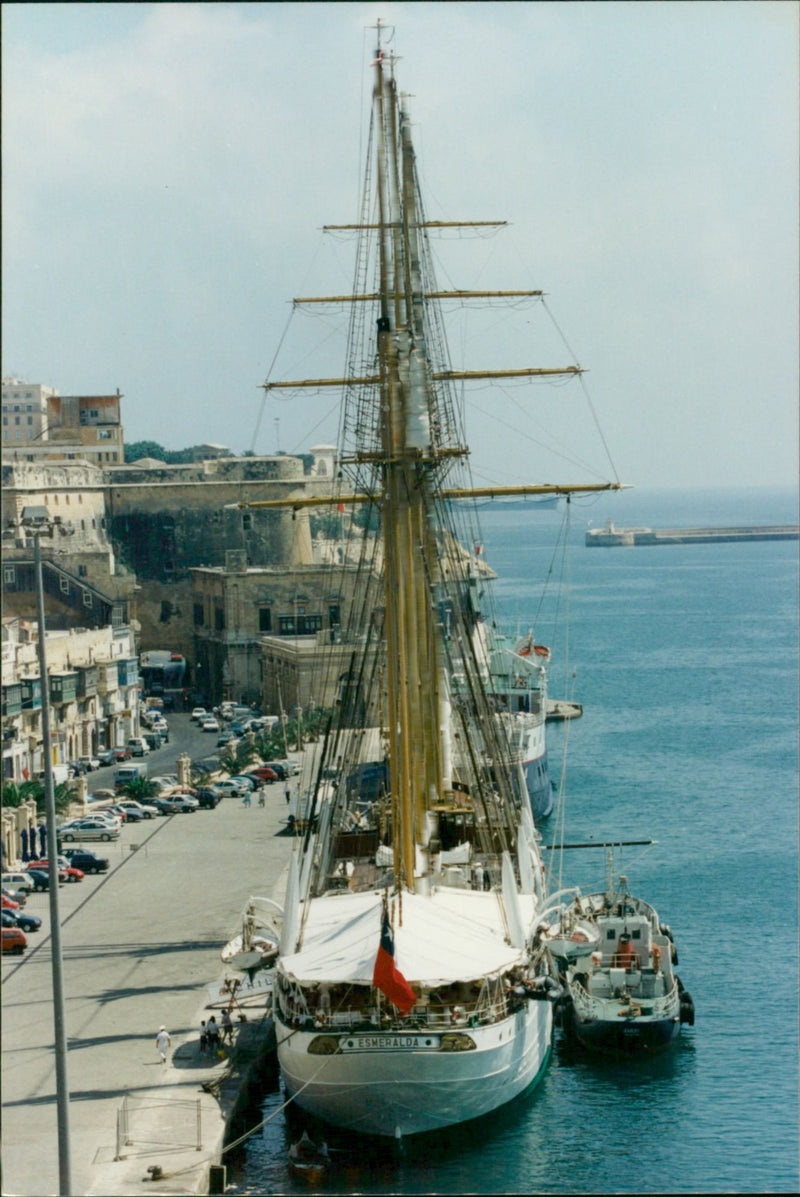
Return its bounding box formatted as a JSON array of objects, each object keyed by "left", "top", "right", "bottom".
[
  {"left": 2, "top": 617, "right": 140, "bottom": 783},
  {"left": 104, "top": 454, "right": 329, "bottom": 668},
  {"left": 2, "top": 377, "right": 57, "bottom": 449},
  {"left": 1, "top": 460, "right": 136, "bottom": 628},
  {"left": 190, "top": 555, "right": 378, "bottom": 709}
]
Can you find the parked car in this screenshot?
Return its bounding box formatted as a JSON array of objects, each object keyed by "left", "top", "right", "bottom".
[
  {"left": 89, "top": 808, "right": 125, "bottom": 828},
  {"left": 213, "top": 779, "right": 252, "bottom": 798},
  {"left": 1, "top": 926, "right": 27, "bottom": 955},
  {"left": 3, "top": 909, "right": 42, "bottom": 934},
  {"left": 61, "top": 848, "right": 110, "bottom": 874},
  {"left": 258, "top": 761, "right": 288, "bottom": 780},
  {"left": 67, "top": 760, "right": 88, "bottom": 778},
  {"left": 201, "top": 717, "right": 220, "bottom": 732},
  {"left": 194, "top": 787, "right": 222, "bottom": 809},
  {"left": 2, "top": 892, "right": 21, "bottom": 910},
  {"left": 153, "top": 795, "right": 198, "bottom": 814},
  {"left": 190, "top": 707, "right": 208, "bottom": 722},
  {"left": 116, "top": 800, "right": 160, "bottom": 820},
  {"left": 216, "top": 731, "right": 235, "bottom": 748},
  {"left": 103, "top": 803, "right": 145, "bottom": 823},
  {"left": 230, "top": 774, "right": 264, "bottom": 790},
  {"left": 26, "top": 869, "right": 56, "bottom": 892},
  {"left": 143, "top": 731, "right": 163, "bottom": 751},
  {"left": 96, "top": 749, "right": 117, "bottom": 766},
  {"left": 111, "top": 747, "right": 131, "bottom": 762},
  {"left": 79, "top": 755, "right": 101, "bottom": 772},
  {"left": 250, "top": 766, "right": 280, "bottom": 785},
  {"left": 28, "top": 859, "right": 82, "bottom": 883},
  {"left": 126, "top": 737, "right": 150, "bottom": 757},
  {"left": 57, "top": 819, "right": 120, "bottom": 843},
  {"left": 2, "top": 872, "right": 35, "bottom": 895}
]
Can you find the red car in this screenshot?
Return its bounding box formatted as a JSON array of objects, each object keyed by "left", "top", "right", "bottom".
[
  {"left": 250, "top": 766, "right": 279, "bottom": 784},
  {"left": 2, "top": 893, "right": 21, "bottom": 911},
  {"left": 112, "top": 747, "right": 131, "bottom": 762},
  {"left": 26, "top": 859, "right": 76, "bottom": 883},
  {"left": 1, "top": 926, "right": 27, "bottom": 955}
]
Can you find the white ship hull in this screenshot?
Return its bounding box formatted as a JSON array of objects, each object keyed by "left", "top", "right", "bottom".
[{"left": 276, "top": 1001, "right": 552, "bottom": 1137}]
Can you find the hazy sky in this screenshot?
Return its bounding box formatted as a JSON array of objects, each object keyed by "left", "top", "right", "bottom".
[{"left": 3, "top": 1, "right": 798, "bottom": 492}]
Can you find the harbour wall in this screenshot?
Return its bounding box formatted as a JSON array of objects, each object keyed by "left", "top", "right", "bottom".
[{"left": 586, "top": 525, "right": 799, "bottom": 547}]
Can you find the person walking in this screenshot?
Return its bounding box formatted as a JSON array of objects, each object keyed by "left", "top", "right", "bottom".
[
  {"left": 199, "top": 1020, "right": 208, "bottom": 1052},
  {"left": 206, "top": 1015, "right": 221, "bottom": 1054},
  {"left": 284, "top": 784, "right": 291, "bottom": 805},
  {"left": 221, "top": 1008, "right": 233, "bottom": 1043},
  {"left": 156, "top": 1026, "right": 171, "bottom": 1065},
  {"left": 242, "top": 792, "right": 252, "bottom": 808}
]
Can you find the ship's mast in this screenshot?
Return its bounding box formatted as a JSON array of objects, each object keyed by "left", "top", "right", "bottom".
[{"left": 373, "top": 42, "right": 442, "bottom": 893}]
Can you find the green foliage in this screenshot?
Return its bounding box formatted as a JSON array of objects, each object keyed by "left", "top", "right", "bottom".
[
  {"left": 123, "top": 440, "right": 168, "bottom": 463},
  {"left": 310, "top": 512, "right": 344, "bottom": 539},
  {"left": 119, "top": 776, "right": 160, "bottom": 800},
  {"left": 351, "top": 503, "right": 379, "bottom": 532},
  {"left": 2, "top": 779, "right": 72, "bottom": 815},
  {"left": 219, "top": 739, "right": 260, "bottom": 775}
]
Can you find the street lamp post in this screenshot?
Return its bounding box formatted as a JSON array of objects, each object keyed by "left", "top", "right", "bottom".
[{"left": 21, "top": 506, "right": 73, "bottom": 1195}]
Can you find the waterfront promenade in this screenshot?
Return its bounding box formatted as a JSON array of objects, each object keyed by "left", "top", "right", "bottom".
[{"left": 1, "top": 778, "right": 295, "bottom": 1196}]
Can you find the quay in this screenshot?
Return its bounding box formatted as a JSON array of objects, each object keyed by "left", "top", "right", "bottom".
[
  {"left": 1, "top": 769, "right": 295, "bottom": 1197},
  {"left": 585, "top": 520, "right": 799, "bottom": 547}
]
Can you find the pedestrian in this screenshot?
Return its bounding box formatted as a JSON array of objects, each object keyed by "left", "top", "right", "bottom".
[
  {"left": 156, "top": 1026, "right": 171, "bottom": 1065},
  {"left": 242, "top": 792, "right": 251, "bottom": 808},
  {"left": 207, "top": 1015, "right": 221, "bottom": 1053},
  {"left": 199, "top": 1020, "right": 208, "bottom": 1052},
  {"left": 284, "top": 785, "right": 291, "bottom": 804},
  {"left": 258, "top": 792, "right": 265, "bottom": 808},
  {"left": 221, "top": 1008, "right": 233, "bottom": 1043}
]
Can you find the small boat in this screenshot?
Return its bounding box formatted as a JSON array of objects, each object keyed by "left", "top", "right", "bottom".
[
  {"left": 288, "top": 1131, "right": 330, "bottom": 1185},
  {"left": 549, "top": 872, "right": 694, "bottom": 1055},
  {"left": 221, "top": 896, "right": 281, "bottom": 968}
]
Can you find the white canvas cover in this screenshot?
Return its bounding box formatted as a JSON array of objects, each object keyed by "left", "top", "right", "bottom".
[{"left": 280, "top": 888, "right": 539, "bottom": 987}]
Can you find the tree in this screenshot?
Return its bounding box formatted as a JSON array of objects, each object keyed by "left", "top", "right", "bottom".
[
  {"left": 219, "top": 740, "right": 260, "bottom": 775},
  {"left": 118, "top": 776, "right": 160, "bottom": 800},
  {"left": 1, "top": 779, "right": 72, "bottom": 815},
  {"left": 123, "top": 440, "right": 168, "bottom": 463}
]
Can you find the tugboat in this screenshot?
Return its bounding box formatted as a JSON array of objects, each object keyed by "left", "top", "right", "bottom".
[{"left": 549, "top": 869, "right": 694, "bottom": 1054}]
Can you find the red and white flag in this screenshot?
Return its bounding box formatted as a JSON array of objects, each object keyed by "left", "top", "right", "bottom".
[{"left": 372, "top": 907, "right": 416, "bottom": 1014}]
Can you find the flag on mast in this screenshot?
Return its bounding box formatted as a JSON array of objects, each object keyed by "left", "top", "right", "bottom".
[{"left": 372, "top": 906, "right": 416, "bottom": 1014}]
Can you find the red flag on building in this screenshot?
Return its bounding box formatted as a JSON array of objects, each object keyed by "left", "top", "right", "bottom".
[{"left": 372, "top": 906, "right": 416, "bottom": 1014}]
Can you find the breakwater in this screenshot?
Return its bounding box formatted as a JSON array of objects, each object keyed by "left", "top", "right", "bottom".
[{"left": 586, "top": 521, "right": 799, "bottom": 547}]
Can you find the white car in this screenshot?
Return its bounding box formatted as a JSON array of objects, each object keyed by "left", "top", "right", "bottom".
[
  {"left": 214, "top": 779, "right": 251, "bottom": 797},
  {"left": 2, "top": 871, "right": 35, "bottom": 895},
  {"left": 150, "top": 775, "right": 179, "bottom": 793},
  {"left": 201, "top": 717, "right": 220, "bottom": 732},
  {"left": 116, "top": 799, "right": 160, "bottom": 820},
  {"left": 57, "top": 819, "right": 120, "bottom": 842},
  {"left": 78, "top": 755, "right": 101, "bottom": 771},
  {"left": 190, "top": 707, "right": 208, "bottom": 722}
]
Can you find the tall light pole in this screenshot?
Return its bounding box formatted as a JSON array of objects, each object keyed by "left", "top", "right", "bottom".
[{"left": 20, "top": 505, "right": 73, "bottom": 1195}]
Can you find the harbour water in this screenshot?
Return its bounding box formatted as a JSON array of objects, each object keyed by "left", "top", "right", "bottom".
[{"left": 231, "top": 485, "right": 798, "bottom": 1195}]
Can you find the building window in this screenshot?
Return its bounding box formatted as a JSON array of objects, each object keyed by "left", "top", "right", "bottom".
[
  {"left": 214, "top": 608, "right": 225, "bottom": 631},
  {"left": 329, "top": 604, "right": 341, "bottom": 626},
  {"left": 77, "top": 565, "right": 88, "bottom": 578},
  {"left": 193, "top": 603, "right": 204, "bottom": 626},
  {"left": 82, "top": 591, "right": 93, "bottom": 608},
  {"left": 242, "top": 513, "right": 252, "bottom": 531},
  {"left": 258, "top": 607, "right": 272, "bottom": 632},
  {"left": 60, "top": 577, "right": 70, "bottom": 594},
  {"left": 3, "top": 566, "right": 14, "bottom": 583}
]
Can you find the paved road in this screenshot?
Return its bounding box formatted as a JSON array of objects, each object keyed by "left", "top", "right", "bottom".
[{"left": 1, "top": 731, "right": 295, "bottom": 1197}]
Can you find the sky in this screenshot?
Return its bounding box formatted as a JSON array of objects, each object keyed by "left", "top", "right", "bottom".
[{"left": 2, "top": 0, "right": 798, "bottom": 493}]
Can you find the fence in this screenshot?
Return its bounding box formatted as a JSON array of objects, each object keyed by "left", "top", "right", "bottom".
[{"left": 115, "top": 1094, "right": 202, "bottom": 1160}]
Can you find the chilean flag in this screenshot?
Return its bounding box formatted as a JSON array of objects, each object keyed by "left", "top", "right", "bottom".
[{"left": 372, "top": 908, "right": 417, "bottom": 1014}]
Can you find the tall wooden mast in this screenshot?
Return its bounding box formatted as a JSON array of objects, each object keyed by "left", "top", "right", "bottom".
[{"left": 372, "top": 41, "right": 442, "bottom": 893}]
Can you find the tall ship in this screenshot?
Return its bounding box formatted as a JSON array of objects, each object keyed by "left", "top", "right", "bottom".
[{"left": 251, "top": 29, "right": 622, "bottom": 1138}]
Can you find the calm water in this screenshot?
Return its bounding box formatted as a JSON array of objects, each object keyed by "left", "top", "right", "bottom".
[{"left": 231, "top": 486, "right": 799, "bottom": 1195}]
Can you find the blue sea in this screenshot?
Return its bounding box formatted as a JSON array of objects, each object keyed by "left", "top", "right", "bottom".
[{"left": 231, "top": 486, "right": 799, "bottom": 1195}]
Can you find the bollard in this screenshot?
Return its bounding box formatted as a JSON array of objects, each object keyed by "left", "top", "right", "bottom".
[{"left": 208, "top": 1163, "right": 226, "bottom": 1194}]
